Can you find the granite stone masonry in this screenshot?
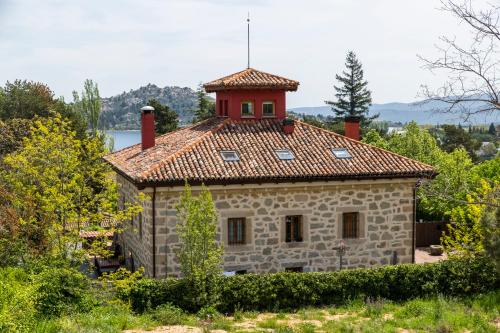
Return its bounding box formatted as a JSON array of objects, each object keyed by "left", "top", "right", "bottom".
[{"left": 116, "top": 174, "right": 416, "bottom": 277}]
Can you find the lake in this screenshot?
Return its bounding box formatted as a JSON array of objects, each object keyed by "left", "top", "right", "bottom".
[{"left": 107, "top": 130, "right": 141, "bottom": 151}]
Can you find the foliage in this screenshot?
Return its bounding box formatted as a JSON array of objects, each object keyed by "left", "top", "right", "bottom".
[
  {"left": 147, "top": 98, "right": 178, "bottom": 135},
  {"left": 0, "top": 80, "right": 54, "bottom": 119},
  {"left": 100, "top": 267, "right": 144, "bottom": 300},
  {"left": 0, "top": 80, "right": 87, "bottom": 140},
  {"left": 150, "top": 303, "right": 187, "bottom": 325},
  {"left": 439, "top": 124, "right": 480, "bottom": 159},
  {"left": 72, "top": 79, "right": 102, "bottom": 136},
  {"left": 0, "top": 267, "right": 37, "bottom": 332},
  {"left": 34, "top": 267, "right": 95, "bottom": 317},
  {"left": 0, "top": 116, "right": 142, "bottom": 264},
  {"left": 0, "top": 119, "right": 34, "bottom": 157},
  {"left": 175, "top": 183, "right": 223, "bottom": 309},
  {"left": 124, "top": 257, "right": 498, "bottom": 313},
  {"left": 192, "top": 83, "right": 215, "bottom": 122},
  {"left": 325, "top": 51, "right": 375, "bottom": 127}
]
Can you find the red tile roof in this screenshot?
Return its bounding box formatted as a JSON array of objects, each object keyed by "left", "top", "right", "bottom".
[
  {"left": 203, "top": 68, "right": 299, "bottom": 92},
  {"left": 104, "top": 119, "right": 434, "bottom": 186}
]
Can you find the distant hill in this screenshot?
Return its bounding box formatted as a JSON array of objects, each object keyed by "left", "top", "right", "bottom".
[
  {"left": 100, "top": 84, "right": 203, "bottom": 130},
  {"left": 290, "top": 101, "right": 499, "bottom": 125},
  {"left": 101, "top": 85, "right": 498, "bottom": 129}
]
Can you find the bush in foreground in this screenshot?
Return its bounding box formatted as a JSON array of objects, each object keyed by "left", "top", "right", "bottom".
[{"left": 125, "top": 256, "right": 499, "bottom": 313}]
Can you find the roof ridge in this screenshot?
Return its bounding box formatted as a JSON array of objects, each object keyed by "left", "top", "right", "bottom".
[
  {"left": 295, "top": 120, "right": 436, "bottom": 171},
  {"left": 139, "top": 118, "right": 230, "bottom": 180}
]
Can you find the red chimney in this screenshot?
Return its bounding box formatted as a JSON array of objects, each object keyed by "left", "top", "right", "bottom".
[
  {"left": 141, "top": 106, "right": 155, "bottom": 150},
  {"left": 283, "top": 118, "right": 295, "bottom": 134},
  {"left": 344, "top": 116, "right": 360, "bottom": 141}
]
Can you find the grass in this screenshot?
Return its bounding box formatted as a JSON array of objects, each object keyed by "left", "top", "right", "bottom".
[{"left": 7, "top": 291, "right": 499, "bottom": 333}]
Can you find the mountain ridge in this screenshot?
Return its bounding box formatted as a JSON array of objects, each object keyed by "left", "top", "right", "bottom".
[{"left": 100, "top": 84, "right": 498, "bottom": 129}]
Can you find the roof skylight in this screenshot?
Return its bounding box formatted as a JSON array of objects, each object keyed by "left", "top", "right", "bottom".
[
  {"left": 220, "top": 150, "right": 240, "bottom": 162},
  {"left": 275, "top": 149, "right": 295, "bottom": 160},
  {"left": 331, "top": 148, "right": 352, "bottom": 159}
]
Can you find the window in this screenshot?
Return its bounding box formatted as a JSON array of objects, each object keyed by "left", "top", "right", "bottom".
[
  {"left": 285, "top": 215, "right": 303, "bottom": 242},
  {"left": 241, "top": 101, "right": 254, "bottom": 117},
  {"left": 332, "top": 148, "right": 352, "bottom": 159},
  {"left": 342, "top": 212, "right": 359, "bottom": 239},
  {"left": 228, "top": 218, "right": 246, "bottom": 245},
  {"left": 224, "top": 100, "right": 228, "bottom": 117},
  {"left": 262, "top": 101, "right": 275, "bottom": 117},
  {"left": 275, "top": 149, "right": 294, "bottom": 160},
  {"left": 220, "top": 150, "right": 240, "bottom": 162},
  {"left": 236, "top": 270, "right": 247, "bottom": 275},
  {"left": 218, "top": 100, "right": 223, "bottom": 116},
  {"left": 285, "top": 266, "right": 303, "bottom": 272}
]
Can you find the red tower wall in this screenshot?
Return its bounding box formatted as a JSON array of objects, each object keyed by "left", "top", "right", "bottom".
[{"left": 215, "top": 90, "right": 287, "bottom": 120}]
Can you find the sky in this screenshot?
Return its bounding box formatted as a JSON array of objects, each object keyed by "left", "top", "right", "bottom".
[{"left": 0, "top": 0, "right": 473, "bottom": 108}]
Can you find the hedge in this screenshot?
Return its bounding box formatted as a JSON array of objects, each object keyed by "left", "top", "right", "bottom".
[{"left": 124, "top": 256, "right": 499, "bottom": 313}]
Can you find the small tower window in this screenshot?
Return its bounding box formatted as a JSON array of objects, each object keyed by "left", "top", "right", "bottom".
[
  {"left": 262, "top": 101, "right": 275, "bottom": 117},
  {"left": 241, "top": 101, "right": 254, "bottom": 117}
]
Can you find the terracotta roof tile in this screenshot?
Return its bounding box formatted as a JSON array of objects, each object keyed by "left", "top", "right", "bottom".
[
  {"left": 104, "top": 119, "right": 434, "bottom": 186},
  {"left": 203, "top": 68, "right": 299, "bottom": 92}
]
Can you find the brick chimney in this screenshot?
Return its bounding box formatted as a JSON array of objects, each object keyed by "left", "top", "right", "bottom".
[
  {"left": 140, "top": 106, "right": 155, "bottom": 150},
  {"left": 344, "top": 116, "right": 360, "bottom": 141}
]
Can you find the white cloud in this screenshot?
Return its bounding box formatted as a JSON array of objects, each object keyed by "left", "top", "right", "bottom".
[{"left": 0, "top": 0, "right": 475, "bottom": 107}]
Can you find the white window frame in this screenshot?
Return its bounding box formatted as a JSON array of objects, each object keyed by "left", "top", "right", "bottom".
[{"left": 262, "top": 101, "right": 275, "bottom": 117}]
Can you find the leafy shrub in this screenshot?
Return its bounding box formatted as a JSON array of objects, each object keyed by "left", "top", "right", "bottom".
[
  {"left": 124, "top": 256, "right": 498, "bottom": 313},
  {"left": 34, "top": 267, "right": 95, "bottom": 317},
  {"left": 196, "top": 305, "right": 220, "bottom": 321},
  {"left": 0, "top": 267, "right": 37, "bottom": 332},
  {"left": 150, "top": 303, "right": 186, "bottom": 325}
]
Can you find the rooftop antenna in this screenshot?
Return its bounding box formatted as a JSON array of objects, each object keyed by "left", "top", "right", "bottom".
[{"left": 247, "top": 12, "right": 250, "bottom": 68}]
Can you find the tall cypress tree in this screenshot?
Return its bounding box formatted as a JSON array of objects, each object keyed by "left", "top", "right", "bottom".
[{"left": 326, "top": 51, "right": 376, "bottom": 126}]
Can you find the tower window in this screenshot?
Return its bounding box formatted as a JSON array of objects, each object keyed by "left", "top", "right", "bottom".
[
  {"left": 262, "top": 101, "right": 275, "bottom": 117},
  {"left": 241, "top": 101, "right": 254, "bottom": 117}
]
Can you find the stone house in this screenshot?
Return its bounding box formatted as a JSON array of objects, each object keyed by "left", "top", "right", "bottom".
[{"left": 104, "top": 68, "right": 434, "bottom": 277}]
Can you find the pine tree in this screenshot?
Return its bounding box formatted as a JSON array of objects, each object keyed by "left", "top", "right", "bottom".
[
  {"left": 193, "top": 83, "right": 215, "bottom": 122},
  {"left": 147, "top": 99, "right": 178, "bottom": 135},
  {"left": 488, "top": 122, "right": 497, "bottom": 136},
  {"left": 326, "top": 51, "right": 375, "bottom": 126}
]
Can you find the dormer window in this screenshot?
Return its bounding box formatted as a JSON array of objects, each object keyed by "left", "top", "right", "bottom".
[
  {"left": 262, "top": 101, "right": 275, "bottom": 117},
  {"left": 241, "top": 101, "right": 254, "bottom": 117},
  {"left": 220, "top": 150, "right": 240, "bottom": 162},
  {"left": 275, "top": 149, "right": 294, "bottom": 160},
  {"left": 331, "top": 148, "right": 352, "bottom": 159}
]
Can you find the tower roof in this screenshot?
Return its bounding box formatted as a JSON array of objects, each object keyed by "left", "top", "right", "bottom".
[{"left": 203, "top": 68, "right": 299, "bottom": 92}]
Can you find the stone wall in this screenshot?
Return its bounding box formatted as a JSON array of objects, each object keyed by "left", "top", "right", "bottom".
[
  {"left": 116, "top": 174, "right": 154, "bottom": 276},
  {"left": 122, "top": 179, "right": 417, "bottom": 277}
]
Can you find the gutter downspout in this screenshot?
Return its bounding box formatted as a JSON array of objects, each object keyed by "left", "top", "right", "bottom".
[
  {"left": 412, "top": 179, "right": 421, "bottom": 263},
  {"left": 152, "top": 186, "right": 157, "bottom": 278}
]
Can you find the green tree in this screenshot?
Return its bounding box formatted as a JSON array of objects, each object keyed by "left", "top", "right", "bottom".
[
  {"left": 73, "top": 79, "right": 102, "bottom": 136},
  {"left": 440, "top": 124, "right": 480, "bottom": 159},
  {"left": 325, "top": 51, "right": 376, "bottom": 126},
  {"left": 175, "top": 183, "right": 223, "bottom": 308},
  {"left": 193, "top": 83, "right": 215, "bottom": 122},
  {"left": 0, "top": 80, "right": 54, "bottom": 120},
  {"left": 0, "top": 116, "right": 142, "bottom": 264},
  {"left": 488, "top": 123, "right": 497, "bottom": 136},
  {"left": 147, "top": 99, "right": 178, "bottom": 135}
]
